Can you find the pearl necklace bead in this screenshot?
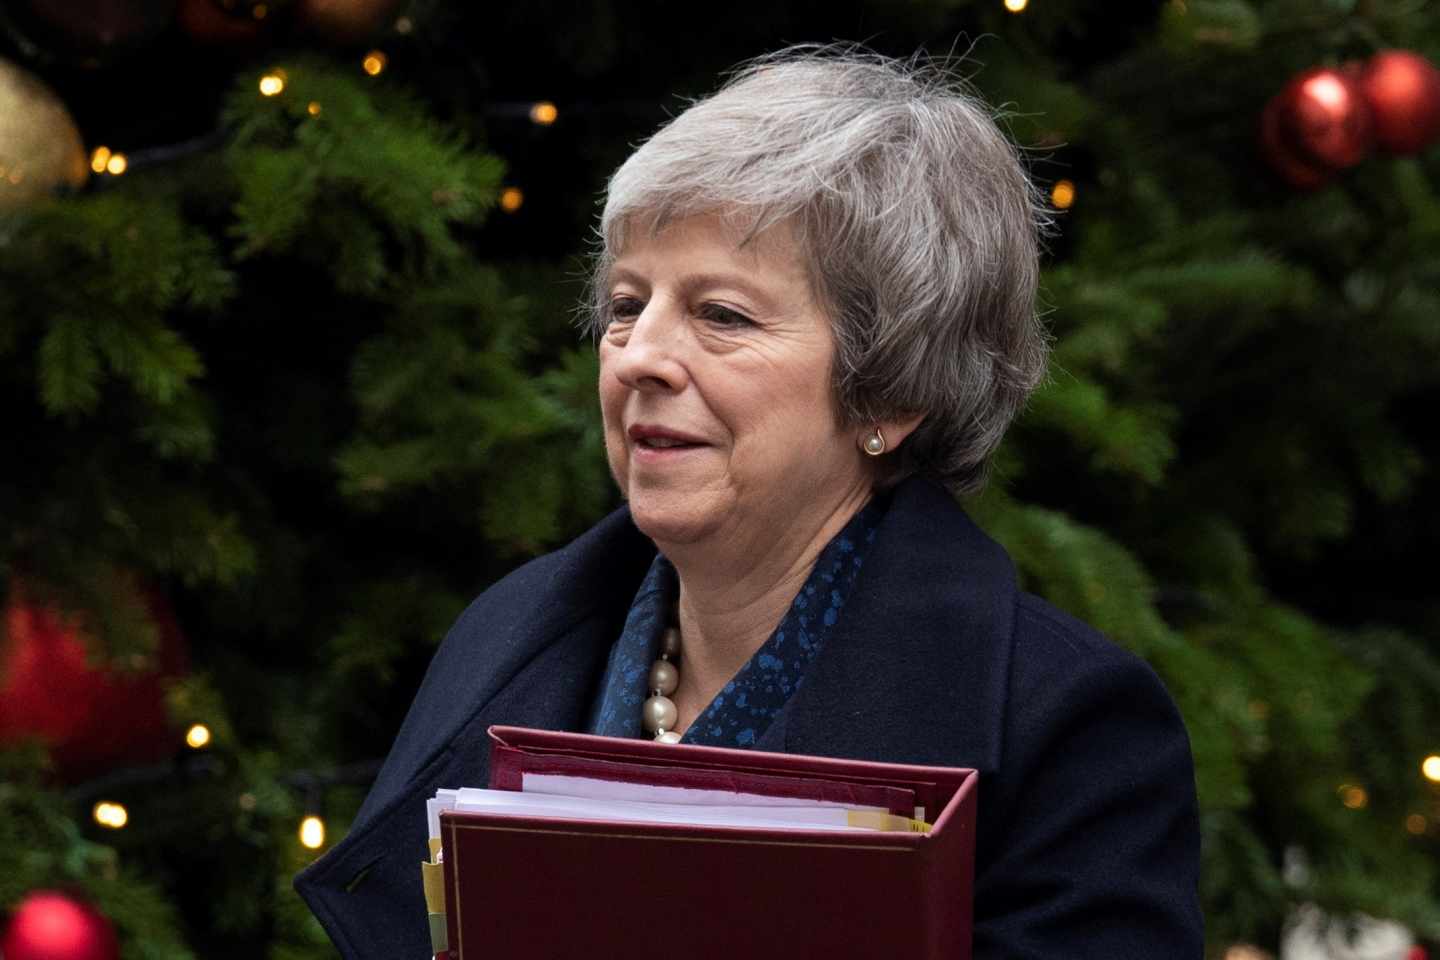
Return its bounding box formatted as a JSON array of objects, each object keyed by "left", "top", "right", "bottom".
[{"left": 643, "top": 625, "right": 683, "bottom": 742}]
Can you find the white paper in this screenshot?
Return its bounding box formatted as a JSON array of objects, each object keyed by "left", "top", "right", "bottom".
[
  {"left": 521, "top": 772, "right": 887, "bottom": 812},
  {"left": 448, "top": 786, "right": 873, "bottom": 832},
  {"left": 427, "top": 789, "right": 458, "bottom": 840}
]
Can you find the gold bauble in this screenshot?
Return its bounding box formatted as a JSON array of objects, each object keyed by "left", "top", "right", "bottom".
[{"left": 0, "top": 58, "right": 88, "bottom": 211}]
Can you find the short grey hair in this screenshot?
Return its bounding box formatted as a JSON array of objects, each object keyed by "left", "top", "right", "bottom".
[{"left": 583, "top": 44, "right": 1051, "bottom": 496}]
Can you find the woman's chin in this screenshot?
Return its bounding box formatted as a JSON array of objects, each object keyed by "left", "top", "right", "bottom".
[{"left": 626, "top": 496, "right": 722, "bottom": 548}]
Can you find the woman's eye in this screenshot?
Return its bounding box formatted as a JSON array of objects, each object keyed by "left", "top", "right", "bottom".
[
  {"left": 699, "top": 304, "right": 754, "bottom": 328},
  {"left": 607, "top": 297, "right": 643, "bottom": 325}
]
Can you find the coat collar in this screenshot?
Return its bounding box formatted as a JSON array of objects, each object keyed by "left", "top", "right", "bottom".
[{"left": 756, "top": 478, "right": 1016, "bottom": 773}]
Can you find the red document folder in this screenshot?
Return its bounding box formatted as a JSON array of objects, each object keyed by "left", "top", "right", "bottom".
[{"left": 438, "top": 725, "right": 978, "bottom": 959}]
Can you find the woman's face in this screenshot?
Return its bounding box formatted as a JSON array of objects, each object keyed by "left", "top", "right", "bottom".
[{"left": 598, "top": 213, "right": 871, "bottom": 554}]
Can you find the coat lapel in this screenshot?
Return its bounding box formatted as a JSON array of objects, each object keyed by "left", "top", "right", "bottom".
[{"left": 762, "top": 479, "right": 1017, "bottom": 776}]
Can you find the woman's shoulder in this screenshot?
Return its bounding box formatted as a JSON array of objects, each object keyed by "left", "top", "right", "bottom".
[
  {"left": 404, "top": 504, "right": 653, "bottom": 727},
  {"left": 1006, "top": 590, "right": 1182, "bottom": 728}
]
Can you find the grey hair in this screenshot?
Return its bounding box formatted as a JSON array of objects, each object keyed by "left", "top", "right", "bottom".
[{"left": 583, "top": 44, "right": 1051, "bottom": 496}]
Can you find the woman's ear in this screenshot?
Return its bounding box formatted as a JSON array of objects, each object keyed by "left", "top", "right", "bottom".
[{"left": 880, "top": 412, "right": 926, "bottom": 449}]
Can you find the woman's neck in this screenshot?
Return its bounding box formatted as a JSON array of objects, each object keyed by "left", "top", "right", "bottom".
[{"left": 660, "top": 484, "right": 872, "bottom": 733}]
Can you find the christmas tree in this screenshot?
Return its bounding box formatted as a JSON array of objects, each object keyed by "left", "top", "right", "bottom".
[{"left": 3, "top": 1, "right": 1440, "bottom": 958}]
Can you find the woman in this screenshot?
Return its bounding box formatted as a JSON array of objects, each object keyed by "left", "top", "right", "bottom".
[{"left": 297, "top": 47, "right": 1203, "bottom": 958}]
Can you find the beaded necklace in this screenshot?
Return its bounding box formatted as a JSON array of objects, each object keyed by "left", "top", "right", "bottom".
[{"left": 641, "top": 623, "right": 683, "bottom": 743}]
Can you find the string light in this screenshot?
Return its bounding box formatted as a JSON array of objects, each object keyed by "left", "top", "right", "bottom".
[
  {"left": 1050, "top": 179, "right": 1076, "bottom": 210},
  {"left": 251, "top": 2, "right": 268, "bottom": 18},
  {"left": 185, "top": 724, "right": 212, "bottom": 749},
  {"left": 394, "top": 15, "right": 413, "bottom": 34},
  {"left": 307, "top": 101, "right": 322, "bottom": 117},
  {"left": 529, "top": 101, "right": 559, "bottom": 126},
  {"left": 93, "top": 801, "right": 129, "bottom": 829},
  {"left": 1422, "top": 755, "right": 1440, "bottom": 782},
  {"left": 1223, "top": 947, "right": 1271, "bottom": 960},
  {"left": 1406, "top": 813, "right": 1428, "bottom": 835},
  {"left": 362, "top": 51, "right": 388, "bottom": 77},
  {"left": 1004, "top": 0, "right": 1029, "bottom": 11},
  {"left": 1338, "top": 783, "right": 1369, "bottom": 809},
  {"left": 499, "top": 186, "right": 524, "bottom": 213},
  {"left": 105, "top": 153, "right": 128, "bottom": 176},
  {"left": 299, "top": 815, "right": 326, "bottom": 849},
  {"left": 259, "top": 73, "right": 285, "bottom": 97},
  {"left": 89, "top": 146, "right": 111, "bottom": 174}
]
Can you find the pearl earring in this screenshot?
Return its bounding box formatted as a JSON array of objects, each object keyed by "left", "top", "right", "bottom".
[{"left": 862, "top": 427, "right": 886, "bottom": 456}]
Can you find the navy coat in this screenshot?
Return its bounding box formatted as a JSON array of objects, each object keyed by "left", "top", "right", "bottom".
[{"left": 295, "top": 478, "right": 1204, "bottom": 958}]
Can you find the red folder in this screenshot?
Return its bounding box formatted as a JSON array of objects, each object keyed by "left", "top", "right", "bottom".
[{"left": 438, "top": 725, "right": 977, "bottom": 959}]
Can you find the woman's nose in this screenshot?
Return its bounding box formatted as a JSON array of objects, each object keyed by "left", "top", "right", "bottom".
[{"left": 608, "top": 300, "right": 689, "bottom": 394}]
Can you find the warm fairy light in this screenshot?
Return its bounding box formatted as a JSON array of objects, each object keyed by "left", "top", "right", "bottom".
[
  {"left": 1338, "top": 783, "right": 1369, "bottom": 809},
  {"left": 307, "top": 101, "right": 322, "bottom": 116},
  {"left": 93, "top": 801, "right": 129, "bottom": 829},
  {"left": 394, "top": 15, "right": 413, "bottom": 34},
  {"left": 529, "top": 101, "right": 559, "bottom": 125},
  {"left": 251, "top": 2, "right": 268, "bottom": 18},
  {"left": 259, "top": 73, "right": 285, "bottom": 96},
  {"left": 1406, "top": 813, "right": 1428, "bottom": 835},
  {"left": 105, "top": 154, "right": 128, "bottom": 176},
  {"left": 362, "top": 51, "right": 388, "bottom": 76},
  {"left": 499, "top": 186, "right": 524, "bottom": 213},
  {"left": 185, "top": 723, "right": 212, "bottom": 749},
  {"left": 299, "top": 815, "right": 326, "bottom": 849},
  {"left": 1050, "top": 179, "right": 1076, "bottom": 210},
  {"left": 1422, "top": 755, "right": 1440, "bottom": 782},
  {"left": 1223, "top": 947, "right": 1271, "bottom": 960},
  {"left": 1004, "top": 0, "right": 1029, "bottom": 11},
  {"left": 90, "top": 146, "right": 111, "bottom": 174}
]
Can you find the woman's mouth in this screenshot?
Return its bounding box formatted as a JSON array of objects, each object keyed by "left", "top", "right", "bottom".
[
  {"left": 637, "top": 436, "right": 700, "bottom": 449},
  {"left": 628, "top": 425, "right": 708, "bottom": 457}
]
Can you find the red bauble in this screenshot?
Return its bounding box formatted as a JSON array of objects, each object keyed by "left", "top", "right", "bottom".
[
  {"left": 1260, "top": 91, "right": 1334, "bottom": 190},
  {"left": 0, "top": 891, "right": 119, "bottom": 960},
  {"left": 1283, "top": 67, "right": 1373, "bottom": 168},
  {"left": 1358, "top": 50, "right": 1440, "bottom": 155},
  {"left": 0, "top": 587, "right": 187, "bottom": 780},
  {"left": 1408, "top": 946, "right": 1429, "bottom": 960},
  {"left": 174, "top": 0, "right": 270, "bottom": 46}
]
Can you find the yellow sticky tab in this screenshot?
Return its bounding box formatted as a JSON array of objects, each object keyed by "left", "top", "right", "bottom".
[
  {"left": 428, "top": 912, "right": 448, "bottom": 953},
  {"left": 421, "top": 860, "right": 446, "bottom": 914},
  {"left": 428, "top": 837, "right": 442, "bottom": 861},
  {"left": 845, "top": 809, "right": 932, "bottom": 833}
]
